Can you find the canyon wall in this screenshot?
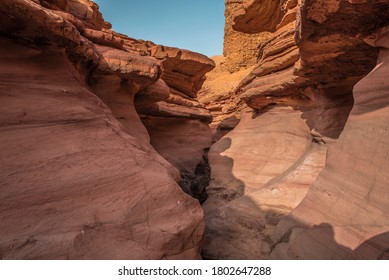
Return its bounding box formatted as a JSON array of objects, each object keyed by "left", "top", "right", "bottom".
[
  {"left": 0, "top": 0, "right": 214, "bottom": 259},
  {"left": 271, "top": 25, "right": 389, "bottom": 260},
  {"left": 1, "top": 0, "right": 388, "bottom": 260},
  {"left": 223, "top": 0, "right": 264, "bottom": 72},
  {"left": 203, "top": 0, "right": 389, "bottom": 259}
]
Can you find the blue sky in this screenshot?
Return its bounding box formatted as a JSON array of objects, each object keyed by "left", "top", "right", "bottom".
[{"left": 93, "top": 0, "right": 225, "bottom": 57}]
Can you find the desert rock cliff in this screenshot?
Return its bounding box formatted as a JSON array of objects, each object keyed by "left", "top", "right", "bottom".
[
  {"left": 271, "top": 25, "right": 389, "bottom": 260},
  {"left": 203, "top": 0, "right": 389, "bottom": 259},
  {"left": 0, "top": 0, "right": 214, "bottom": 259},
  {"left": 0, "top": 0, "right": 388, "bottom": 260}
]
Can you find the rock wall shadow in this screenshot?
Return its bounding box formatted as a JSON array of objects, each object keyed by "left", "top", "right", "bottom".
[
  {"left": 353, "top": 232, "right": 389, "bottom": 260},
  {"left": 273, "top": 222, "right": 389, "bottom": 260},
  {"left": 202, "top": 136, "right": 389, "bottom": 260}
]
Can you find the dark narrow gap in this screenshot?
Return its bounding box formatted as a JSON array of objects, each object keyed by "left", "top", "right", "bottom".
[{"left": 179, "top": 147, "right": 211, "bottom": 204}]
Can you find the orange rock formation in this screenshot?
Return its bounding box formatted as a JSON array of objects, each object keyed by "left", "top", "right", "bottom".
[
  {"left": 0, "top": 0, "right": 388, "bottom": 260},
  {"left": 203, "top": 0, "right": 389, "bottom": 259},
  {"left": 0, "top": 0, "right": 213, "bottom": 259}
]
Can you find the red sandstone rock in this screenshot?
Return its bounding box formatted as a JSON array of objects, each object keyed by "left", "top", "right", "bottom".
[
  {"left": 0, "top": 38, "right": 203, "bottom": 259},
  {"left": 232, "top": 0, "right": 386, "bottom": 139},
  {"left": 202, "top": 0, "right": 389, "bottom": 260},
  {"left": 136, "top": 79, "right": 171, "bottom": 103},
  {"left": 0, "top": 0, "right": 214, "bottom": 260},
  {"left": 83, "top": 28, "right": 124, "bottom": 49},
  {"left": 203, "top": 108, "right": 327, "bottom": 259},
  {"left": 141, "top": 117, "right": 212, "bottom": 201},
  {"left": 233, "top": 0, "right": 290, "bottom": 33},
  {"left": 41, "top": 0, "right": 110, "bottom": 29},
  {"left": 197, "top": 56, "right": 248, "bottom": 133},
  {"left": 94, "top": 45, "right": 160, "bottom": 87},
  {"left": 271, "top": 26, "right": 389, "bottom": 260},
  {"left": 223, "top": 0, "right": 265, "bottom": 72},
  {"left": 4, "top": 0, "right": 387, "bottom": 261}
]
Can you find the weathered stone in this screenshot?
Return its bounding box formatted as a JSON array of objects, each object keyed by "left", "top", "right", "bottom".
[
  {"left": 202, "top": 0, "right": 389, "bottom": 260},
  {"left": 223, "top": 0, "right": 265, "bottom": 72},
  {"left": 233, "top": 0, "right": 289, "bottom": 33},
  {"left": 94, "top": 45, "right": 160, "bottom": 87},
  {"left": 271, "top": 25, "right": 389, "bottom": 260},
  {"left": 0, "top": 0, "right": 215, "bottom": 260},
  {"left": 203, "top": 108, "right": 327, "bottom": 259},
  {"left": 0, "top": 38, "right": 203, "bottom": 260}
]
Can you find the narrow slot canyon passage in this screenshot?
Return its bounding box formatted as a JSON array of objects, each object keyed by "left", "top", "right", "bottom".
[{"left": 0, "top": 0, "right": 388, "bottom": 261}]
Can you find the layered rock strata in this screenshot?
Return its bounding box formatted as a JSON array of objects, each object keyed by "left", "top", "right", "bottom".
[
  {"left": 197, "top": 56, "right": 248, "bottom": 136},
  {"left": 271, "top": 25, "right": 389, "bottom": 260},
  {"left": 203, "top": 107, "right": 327, "bottom": 259},
  {"left": 234, "top": 0, "right": 385, "bottom": 139},
  {"left": 0, "top": 0, "right": 213, "bottom": 259},
  {"left": 223, "top": 0, "right": 266, "bottom": 73},
  {"left": 135, "top": 46, "right": 215, "bottom": 200},
  {"left": 203, "top": 0, "right": 389, "bottom": 259}
]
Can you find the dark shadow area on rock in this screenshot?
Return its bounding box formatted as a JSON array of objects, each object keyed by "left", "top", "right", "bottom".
[
  {"left": 212, "top": 116, "right": 241, "bottom": 143},
  {"left": 202, "top": 136, "right": 293, "bottom": 259},
  {"left": 201, "top": 109, "right": 389, "bottom": 260},
  {"left": 179, "top": 148, "right": 211, "bottom": 204},
  {"left": 202, "top": 107, "right": 314, "bottom": 259},
  {"left": 271, "top": 222, "right": 353, "bottom": 259},
  {"left": 137, "top": 116, "right": 213, "bottom": 203},
  {"left": 298, "top": 85, "right": 354, "bottom": 140},
  {"left": 272, "top": 222, "right": 389, "bottom": 260},
  {"left": 353, "top": 232, "right": 389, "bottom": 260}
]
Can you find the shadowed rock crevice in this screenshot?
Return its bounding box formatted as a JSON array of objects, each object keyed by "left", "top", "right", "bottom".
[
  {"left": 0, "top": 0, "right": 215, "bottom": 260},
  {"left": 1, "top": 0, "right": 389, "bottom": 261},
  {"left": 138, "top": 116, "right": 213, "bottom": 203},
  {"left": 179, "top": 149, "right": 211, "bottom": 204},
  {"left": 200, "top": 0, "right": 389, "bottom": 260},
  {"left": 202, "top": 107, "right": 328, "bottom": 259},
  {"left": 271, "top": 25, "right": 389, "bottom": 260}
]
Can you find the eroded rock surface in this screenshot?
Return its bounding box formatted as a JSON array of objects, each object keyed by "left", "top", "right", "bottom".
[
  {"left": 203, "top": 107, "right": 327, "bottom": 259},
  {"left": 0, "top": 0, "right": 214, "bottom": 259},
  {"left": 1, "top": 0, "right": 388, "bottom": 261},
  {"left": 141, "top": 117, "right": 212, "bottom": 202},
  {"left": 223, "top": 0, "right": 266, "bottom": 73},
  {"left": 271, "top": 26, "right": 389, "bottom": 260},
  {"left": 203, "top": 0, "right": 389, "bottom": 260},
  {"left": 197, "top": 56, "right": 248, "bottom": 136}
]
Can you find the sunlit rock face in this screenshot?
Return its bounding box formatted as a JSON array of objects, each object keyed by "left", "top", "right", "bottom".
[
  {"left": 202, "top": 0, "right": 389, "bottom": 260},
  {"left": 1, "top": 0, "right": 388, "bottom": 261},
  {"left": 0, "top": 0, "right": 214, "bottom": 259},
  {"left": 203, "top": 107, "right": 327, "bottom": 259},
  {"left": 196, "top": 0, "right": 266, "bottom": 132},
  {"left": 197, "top": 55, "right": 249, "bottom": 137},
  {"left": 234, "top": 0, "right": 384, "bottom": 139},
  {"left": 271, "top": 26, "right": 389, "bottom": 260},
  {"left": 223, "top": 0, "right": 266, "bottom": 73}
]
